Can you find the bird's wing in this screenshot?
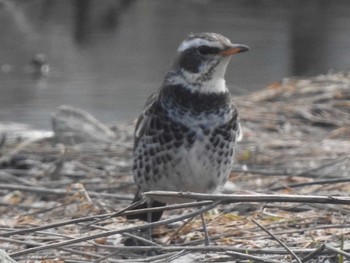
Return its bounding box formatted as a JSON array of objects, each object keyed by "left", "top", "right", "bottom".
[
  {"left": 229, "top": 98, "right": 243, "bottom": 141},
  {"left": 134, "top": 93, "right": 159, "bottom": 149}
]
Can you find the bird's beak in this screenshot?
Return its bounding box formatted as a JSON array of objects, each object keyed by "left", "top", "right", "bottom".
[{"left": 219, "top": 44, "right": 250, "bottom": 57}]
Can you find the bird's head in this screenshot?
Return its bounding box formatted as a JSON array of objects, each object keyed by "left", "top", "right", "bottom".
[{"left": 167, "top": 33, "right": 249, "bottom": 93}]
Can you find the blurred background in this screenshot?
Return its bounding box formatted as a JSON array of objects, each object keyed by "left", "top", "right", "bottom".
[{"left": 0, "top": 0, "right": 350, "bottom": 129}]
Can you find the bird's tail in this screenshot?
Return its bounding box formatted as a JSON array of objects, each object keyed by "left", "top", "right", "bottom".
[{"left": 126, "top": 191, "right": 165, "bottom": 222}]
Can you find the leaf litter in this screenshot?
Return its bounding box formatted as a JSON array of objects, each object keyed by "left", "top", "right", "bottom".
[{"left": 0, "top": 72, "right": 350, "bottom": 262}]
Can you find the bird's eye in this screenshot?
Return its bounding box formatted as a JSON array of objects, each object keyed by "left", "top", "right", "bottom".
[{"left": 197, "top": 46, "right": 220, "bottom": 55}]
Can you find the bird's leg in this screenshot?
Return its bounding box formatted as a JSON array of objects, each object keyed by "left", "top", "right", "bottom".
[
  {"left": 200, "top": 212, "right": 210, "bottom": 245},
  {"left": 196, "top": 200, "right": 211, "bottom": 246},
  {"left": 146, "top": 202, "right": 153, "bottom": 241}
]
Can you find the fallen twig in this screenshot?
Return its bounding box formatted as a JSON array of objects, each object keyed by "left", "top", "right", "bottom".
[
  {"left": 225, "top": 251, "right": 281, "bottom": 263},
  {"left": 0, "top": 134, "right": 52, "bottom": 165},
  {"left": 251, "top": 219, "right": 302, "bottom": 263},
  {"left": 145, "top": 191, "right": 350, "bottom": 205},
  {"left": 301, "top": 244, "right": 326, "bottom": 262},
  {"left": 62, "top": 244, "right": 350, "bottom": 256},
  {"left": 0, "top": 183, "right": 133, "bottom": 200},
  {"left": 9, "top": 201, "right": 221, "bottom": 258},
  {"left": 270, "top": 177, "right": 350, "bottom": 191},
  {"left": 324, "top": 244, "right": 350, "bottom": 259},
  {"left": 0, "top": 200, "right": 213, "bottom": 237}
]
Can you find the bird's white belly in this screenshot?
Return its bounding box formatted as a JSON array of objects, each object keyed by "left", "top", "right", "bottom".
[{"left": 148, "top": 140, "right": 232, "bottom": 203}]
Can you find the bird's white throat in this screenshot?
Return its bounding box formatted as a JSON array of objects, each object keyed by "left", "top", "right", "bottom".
[
  {"left": 200, "top": 77, "right": 227, "bottom": 93},
  {"left": 177, "top": 70, "right": 228, "bottom": 94}
]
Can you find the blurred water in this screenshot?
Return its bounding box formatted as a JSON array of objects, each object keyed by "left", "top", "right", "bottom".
[{"left": 0, "top": 0, "right": 350, "bottom": 129}]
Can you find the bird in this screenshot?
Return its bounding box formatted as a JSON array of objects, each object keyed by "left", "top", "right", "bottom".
[{"left": 127, "top": 32, "right": 249, "bottom": 222}]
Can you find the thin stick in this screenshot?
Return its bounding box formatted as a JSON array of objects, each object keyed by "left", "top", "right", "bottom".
[
  {"left": 145, "top": 191, "right": 350, "bottom": 205},
  {"left": 0, "top": 200, "right": 212, "bottom": 237},
  {"left": 9, "top": 201, "right": 221, "bottom": 258},
  {"left": 251, "top": 219, "right": 302, "bottom": 263},
  {"left": 92, "top": 249, "right": 122, "bottom": 263},
  {"left": 165, "top": 217, "right": 194, "bottom": 245},
  {"left": 301, "top": 244, "right": 326, "bottom": 262},
  {"left": 66, "top": 244, "right": 346, "bottom": 255},
  {"left": 0, "top": 171, "right": 39, "bottom": 186},
  {"left": 0, "top": 135, "right": 52, "bottom": 164},
  {"left": 226, "top": 251, "right": 281, "bottom": 263},
  {"left": 153, "top": 250, "right": 188, "bottom": 263},
  {"left": 271, "top": 177, "right": 350, "bottom": 191},
  {"left": 0, "top": 183, "right": 133, "bottom": 200},
  {"left": 324, "top": 244, "right": 350, "bottom": 259},
  {"left": 82, "top": 197, "right": 146, "bottom": 228},
  {"left": 294, "top": 156, "right": 349, "bottom": 178}
]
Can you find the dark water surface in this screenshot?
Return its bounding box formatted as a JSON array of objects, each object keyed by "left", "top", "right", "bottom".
[{"left": 1, "top": 0, "right": 350, "bottom": 129}]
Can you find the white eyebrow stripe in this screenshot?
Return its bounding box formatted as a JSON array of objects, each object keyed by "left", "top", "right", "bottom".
[{"left": 177, "top": 38, "right": 221, "bottom": 52}]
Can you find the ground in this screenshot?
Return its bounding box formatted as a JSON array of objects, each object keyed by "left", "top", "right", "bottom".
[{"left": 0, "top": 72, "right": 350, "bottom": 262}]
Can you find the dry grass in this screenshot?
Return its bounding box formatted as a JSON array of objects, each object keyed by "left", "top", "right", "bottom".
[{"left": 1, "top": 72, "right": 350, "bottom": 262}]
